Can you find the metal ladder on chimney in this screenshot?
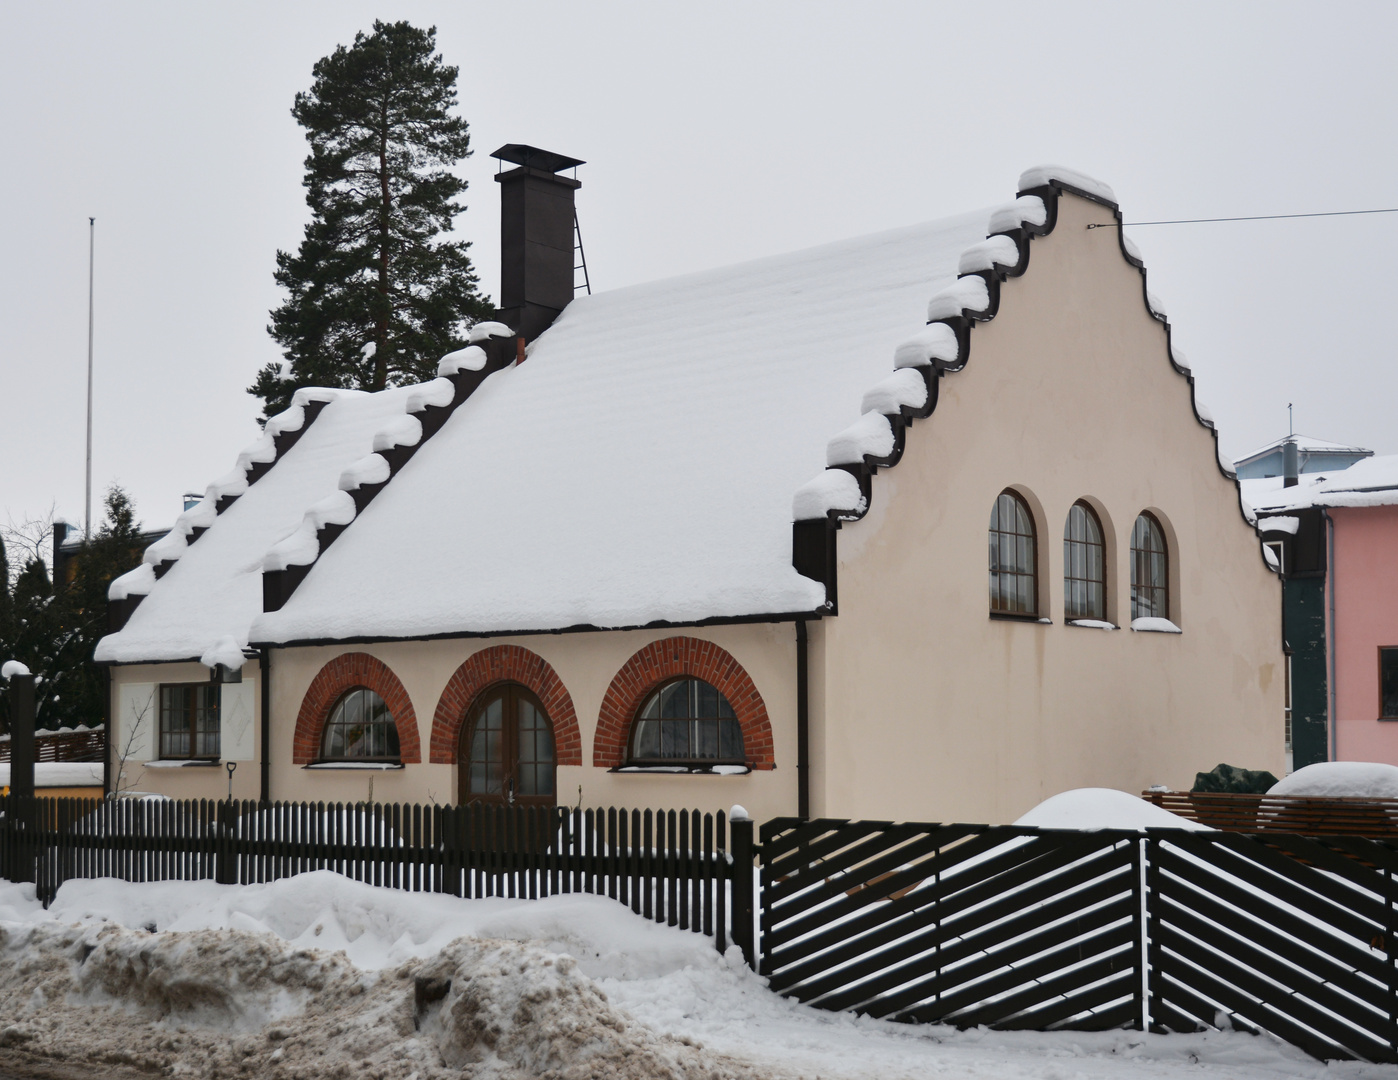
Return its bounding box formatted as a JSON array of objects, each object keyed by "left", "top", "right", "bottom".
[{"left": 573, "top": 211, "right": 591, "bottom": 295}]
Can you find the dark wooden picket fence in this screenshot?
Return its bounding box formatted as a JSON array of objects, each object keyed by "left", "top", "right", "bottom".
[
  {"left": 760, "top": 818, "right": 1398, "bottom": 1063},
  {"left": 0, "top": 795, "right": 744, "bottom": 952}
]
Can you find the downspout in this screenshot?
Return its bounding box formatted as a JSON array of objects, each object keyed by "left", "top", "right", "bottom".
[
  {"left": 1324, "top": 510, "right": 1337, "bottom": 762},
  {"left": 102, "top": 664, "right": 112, "bottom": 795},
  {"left": 796, "top": 620, "right": 809, "bottom": 820},
  {"left": 259, "top": 648, "right": 271, "bottom": 805}
]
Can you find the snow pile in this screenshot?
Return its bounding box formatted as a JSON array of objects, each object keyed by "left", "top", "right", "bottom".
[
  {"left": 0, "top": 913, "right": 751, "bottom": 1079},
  {"left": 1, "top": 660, "right": 30, "bottom": 679},
  {"left": 1015, "top": 788, "right": 1211, "bottom": 831},
  {"left": 1270, "top": 761, "right": 1398, "bottom": 799}
]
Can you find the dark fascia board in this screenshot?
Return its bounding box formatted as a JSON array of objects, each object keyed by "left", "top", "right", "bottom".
[
  {"left": 262, "top": 332, "right": 519, "bottom": 614},
  {"left": 108, "top": 398, "right": 335, "bottom": 633},
  {"left": 247, "top": 607, "right": 828, "bottom": 654},
  {"left": 789, "top": 177, "right": 1271, "bottom": 601}
]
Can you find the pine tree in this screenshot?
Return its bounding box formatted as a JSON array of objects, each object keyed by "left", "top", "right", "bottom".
[{"left": 250, "top": 20, "right": 492, "bottom": 419}]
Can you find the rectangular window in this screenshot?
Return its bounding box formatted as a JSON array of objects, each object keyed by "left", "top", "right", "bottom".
[
  {"left": 159, "top": 684, "right": 220, "bottom": 759},
  {"left": 1382, "top": 648, "right": 1398, "bottom": 720}
]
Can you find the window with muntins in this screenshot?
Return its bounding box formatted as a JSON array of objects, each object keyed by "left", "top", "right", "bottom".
[
  {"left": 1381, "top": 648, "right": 1398, "bottom": 720},
  {"left": 989, "top": 490, "right": 1037, "bottom": 615},
  {"left": 159, "top": 684, "right": 220, "bottom": 759},
  {"left": 462, "top": 683, "right": 556, "bottom": 806},
  {"left": 630, "top": 678, "right": 744, "bottom": 766},
  {"left": 1063, "top": 501, "right": 1106, "bottom": 621},
  {"left": 321, "top": 687, "right": 400, "bottom": 761},
  {"left": 1130, "top": 512, "right": 1169, "bottom": 620}
]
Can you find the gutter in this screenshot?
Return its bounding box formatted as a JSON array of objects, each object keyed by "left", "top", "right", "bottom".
[{"left": 796, "top": 620, "right": 809, "bottom": 820}]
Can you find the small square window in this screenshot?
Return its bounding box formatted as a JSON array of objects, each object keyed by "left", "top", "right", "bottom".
[
  {"left": 159, "top": 684, "right": 220, "bottom": 759},
  {"left": 1381, "top": 648, "right": 1398, "bottom": 720}
]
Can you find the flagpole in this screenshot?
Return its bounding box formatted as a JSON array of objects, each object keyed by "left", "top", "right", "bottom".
[{"left": 85, "top": 217, "right": 95, "bottom": 539}]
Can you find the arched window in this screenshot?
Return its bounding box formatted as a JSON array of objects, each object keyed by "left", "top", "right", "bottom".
[
  {"left": 1131, "top": 512, "right": 1169, "bottom": 620},
  {"left": 460, "top": 683, "right": 555, "bottom": 807},
  {"left": 989, "top": 490, "right": 1037, "bottom": 615},
  {"left": 1063, "top": 501, "right": 1106, "bottom": 621},
  {"left": 630, "top": 678, "right": 744, "bottom": 766},
  {"left": 321, "top": 687, "right": 400, "bottom": 761}
]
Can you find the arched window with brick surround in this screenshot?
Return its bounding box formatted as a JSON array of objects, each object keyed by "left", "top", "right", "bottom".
[
  {"left": 429, "top": 646, "right": 582, "bottom": 788},
  {"left": 594, "top": 637, "right": 773, "bottom": 771},
  {"left": 293, "top": 653, "right": 421, "bottom": 766}
]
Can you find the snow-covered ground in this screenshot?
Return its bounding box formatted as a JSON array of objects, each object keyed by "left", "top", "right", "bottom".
[{"left": 0, "top": 871, "right": 1391, "bottom": 1080}]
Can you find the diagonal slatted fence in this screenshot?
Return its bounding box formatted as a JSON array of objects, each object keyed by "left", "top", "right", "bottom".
[
  {"left": 760, "top": 817, "right": 1398, "bottom": 1063},
  {"left": 1149, "top": 829, "right": 1398, "bottom": 1062},
  {"left": 0, "top": 796, "right": 732, "bottom": 952},
  {"left": 760, "top": 819, "right": 1143, "bottom": 1031}
]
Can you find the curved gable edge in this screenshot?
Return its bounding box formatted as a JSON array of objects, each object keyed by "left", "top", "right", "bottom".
[{"left": 792, "top": 175, "right": 1266, "bottom": 612}]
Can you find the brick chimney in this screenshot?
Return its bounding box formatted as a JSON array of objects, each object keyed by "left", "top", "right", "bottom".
[{"left": 491, "top": 144, "right": 584, "bottom": 344}]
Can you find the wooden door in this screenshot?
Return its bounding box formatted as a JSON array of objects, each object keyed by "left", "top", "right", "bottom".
[{"left": 458, "top": 683, "right": 556, "bottom": 807}]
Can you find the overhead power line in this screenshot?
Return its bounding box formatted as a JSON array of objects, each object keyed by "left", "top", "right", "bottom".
[{"left": 1086, "top": 207, "right": 1398, "bottom": 229}]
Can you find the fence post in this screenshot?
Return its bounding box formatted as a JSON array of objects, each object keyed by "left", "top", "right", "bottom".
[
  {"left": 215, "top": 799, "right": 238, "bottom": 884},
  {"left": 1144, "top": 832, "right": 1161, "bottom": 1032},
  {"left": 7, "top": 672, "right": 37, "bottom": 886},
  {"left": 730, "top": 811, "right": 756, "bottom": 969}
]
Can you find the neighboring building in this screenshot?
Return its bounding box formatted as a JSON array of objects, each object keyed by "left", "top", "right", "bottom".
[
  {"left": 1249, "top": 454, "right": 1398, "bottom": 771},
  {"left": 1234, "top": 435, "right": 1372, "bottom": 481},
  {"left": 95, "top": 160, "right": 1285, "bottom": 825}
]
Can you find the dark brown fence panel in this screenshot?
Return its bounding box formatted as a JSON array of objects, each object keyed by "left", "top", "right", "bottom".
[
  {"left": 759, "top": 819, "right": 1141, "bottom": 1032},
  {"left": 0, "top": 796, "right": 731, "bottom": 954},
  {"left": 1147, "top": 829, "right": 1398, "bottom": 1063}
]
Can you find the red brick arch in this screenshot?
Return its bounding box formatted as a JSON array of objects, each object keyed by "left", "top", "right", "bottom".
[
  {"left": 430, "top": 646, "right": 581, "bottom": 765},
  {"left": 594, "top": 637, "right": 774, "bottom": 770},
  {"left": 293, "top": 653, "right": 420, "bottom": 764}
]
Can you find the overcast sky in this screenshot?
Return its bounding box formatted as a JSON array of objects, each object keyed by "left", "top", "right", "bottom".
[{"left": 3, "top": 1, "right": 1395, "bottom": 538}]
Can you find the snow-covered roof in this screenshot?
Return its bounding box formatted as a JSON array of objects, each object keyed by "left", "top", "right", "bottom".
[
  {"left": 250, "top": 210, "right": 995, "bottom": 642},
  {"left": 1245, "top": 453, "right": 1398, "bottom": 516},
  {"left": 100, "top": 165, "right": 1233, "bottom": 657},
  {"left": 96, "top": 386, "right": 425, "bottom": 663},
  {"left": 1234, "top": 433, "right": 1373, "bottom": 468}
]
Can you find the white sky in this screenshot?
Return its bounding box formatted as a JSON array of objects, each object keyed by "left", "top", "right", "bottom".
[{"left": 3, "top": 1, "right": 1396, "bottom": 538}]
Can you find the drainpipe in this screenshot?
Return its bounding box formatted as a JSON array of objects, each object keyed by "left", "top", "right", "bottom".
[
  {"left": 1324, "top": 511, "right": 1337, "bottom": 762},
  {"left": 259, "top": 648, "right": 271, "bottom": 804},
  {"left": 796, "top": 620, "right": 809, "bottom": 820},
  {"left": 102, "top": 665, "right": 112, "bottom": 795}
]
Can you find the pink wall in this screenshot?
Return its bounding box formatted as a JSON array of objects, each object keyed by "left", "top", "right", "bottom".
[{"left": 1332, "top": 504, "right": 1398, "bottom": 763}]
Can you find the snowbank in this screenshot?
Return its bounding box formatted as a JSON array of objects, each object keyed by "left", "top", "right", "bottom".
[
  {"left": 1015, "top": 788, "right": 1211, "bottom": 831},
  {"left": 1269, "top": 761, "right": 1398, "bottom": 799},
  {"left": 0, "top": 761, "right": 103, "bottom": 788}
]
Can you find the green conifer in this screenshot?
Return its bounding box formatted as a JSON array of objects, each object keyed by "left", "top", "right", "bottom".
[{"left": 250, "top": 20, "right": 492, "bottom": 419}]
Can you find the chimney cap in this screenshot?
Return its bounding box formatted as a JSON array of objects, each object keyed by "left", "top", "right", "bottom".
[{"left": 491, "top": 144, "right": 585, "bottom": 174}]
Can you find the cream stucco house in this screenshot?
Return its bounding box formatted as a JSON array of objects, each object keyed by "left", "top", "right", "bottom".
[{"left": 96, "top": 161, "right": 1285, "bottom": 825}]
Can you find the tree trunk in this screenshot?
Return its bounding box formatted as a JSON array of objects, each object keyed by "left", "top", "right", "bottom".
[{"left": 374, "top": 95, "right": 391, "bottom": 391}]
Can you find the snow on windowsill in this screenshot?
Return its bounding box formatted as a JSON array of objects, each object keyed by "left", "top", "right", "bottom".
[
  {"left": 1067, "top": 619, "right": 1117, "bottom": 631},
  {"left": 613, "top": 765, "right": 752, "bottom": 776},
  {"left": 144, "top": 759, "right": 221, "bottom": 768},
  {"left": 1131, "top": 617, "right": 1182, "bottom": 634},
  {"left": 304, "top": 762, "right": 405, "bottom": 770}
]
